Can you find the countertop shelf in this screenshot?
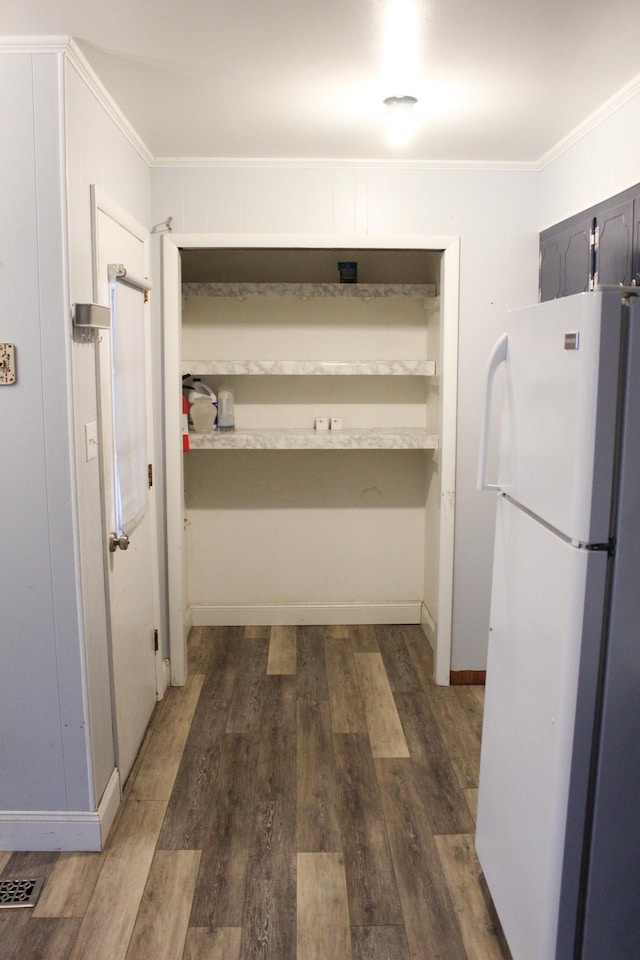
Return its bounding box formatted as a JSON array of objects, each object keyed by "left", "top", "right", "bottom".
[
  {"left": 182, "top": 281, "right": 437, "bottom": 299},
  {"left": 187, "top": 427, "right": 439, "bottom": 451},
  {"left": 182, "top": 359, "right": 436, "bottom": 377}
]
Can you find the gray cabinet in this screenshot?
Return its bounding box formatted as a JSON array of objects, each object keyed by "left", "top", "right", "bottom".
[
  {"left": 540, "top": 185, "right": 640, "bottom": 301},
  {"left": 539, "top": 216, "right": 593, "bottom": 301}
]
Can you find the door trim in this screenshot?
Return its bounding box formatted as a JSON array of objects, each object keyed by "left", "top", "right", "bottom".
[{"left": 162, "top": 232, "right": 459, "bottom": 686}]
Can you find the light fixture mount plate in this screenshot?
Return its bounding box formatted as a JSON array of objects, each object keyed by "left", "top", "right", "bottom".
[{"left": 383, "top": 95, "right": 418, "bottom": 107}]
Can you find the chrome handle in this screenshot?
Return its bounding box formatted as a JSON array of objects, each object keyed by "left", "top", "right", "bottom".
[{"left": 109, "top": 532, "right": 130, "bottom": 552}]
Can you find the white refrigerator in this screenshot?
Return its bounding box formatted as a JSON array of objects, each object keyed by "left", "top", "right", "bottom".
[{"left": 476, "top": 289, "right": 640, "bottom": 960}]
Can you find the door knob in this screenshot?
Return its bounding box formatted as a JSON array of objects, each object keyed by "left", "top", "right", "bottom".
[{"left": 109, "top": 532, "right": 130, "bottom": 552}]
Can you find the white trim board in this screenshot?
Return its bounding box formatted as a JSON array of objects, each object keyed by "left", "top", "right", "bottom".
[
  {"left": 164, "top": 231, "right": 459, "bottom": 686},
  {"left": 65, "top": 41, "right": 153, "bottom": 165},
  {"left": 151, "top": 156, "right": 539, "bottom": 171},
  {"left": 191, "top": 603, "right": 423, "bottom": 627},
  {"left": 0, "top": 768, "right": 120, "bottom": 852},
  {"left": 538, "top": 70, "right": 640, "bottom": 169},
  {"left": 421, "top": 602, "right": 437, "bottom": 651}
]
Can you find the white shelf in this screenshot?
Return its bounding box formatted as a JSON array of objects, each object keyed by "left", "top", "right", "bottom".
[
  {"left": 182, "top": 282, "right": 437, "bottom": 299},
  {"left": 187, "top": 427, "right": 439, "bottom": 451},
  {"left": 182, "top": 359, "right": 436, "bottom": 376}
]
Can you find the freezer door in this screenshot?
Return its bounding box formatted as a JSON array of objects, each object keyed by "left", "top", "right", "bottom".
[
  {"left": 475, "top": 496, "right": 608, "bottom": 960},
  {"left": 501, "top": 291, "right": 621, "bottom": 543}
]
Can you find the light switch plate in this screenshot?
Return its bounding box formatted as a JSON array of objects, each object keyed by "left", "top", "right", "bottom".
[
  {"left": 0, "top": 343, "right": 16, "bottom": 384},
  {"left": 85, "top": 422, "right": 98, "bottom": 461}
]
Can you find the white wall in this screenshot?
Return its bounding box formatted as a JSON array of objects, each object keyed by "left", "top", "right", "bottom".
[
  {"left": 182, "top": 286, "right": 434, "bottom": 621},
  {"left": 151, "top": 164, "right": 540, "bottom": 670},
  {"left": 0, "top": 52, "right": 92, "bottom": 812},
  {"left": 539, "top": 87, "right": 640, "bottom": 229},
  {"left": 0, "top": 45, "right": 153, "bottom": 843}
]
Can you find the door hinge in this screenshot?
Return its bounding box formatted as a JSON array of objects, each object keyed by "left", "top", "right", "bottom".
[
  {"left": 154, "top": 628, "right": 159, "bottom": 652},
  {"left": 586, "top": 540, "right": 615, "bottom": 556},
  {"left": 589, "top": 220, "right": 599, "bottom": 291},
  {"left": 148, "top": 463, "right": 153, "bottom": 488},
  {"left": 144, "top": 289, "right": 149, "bottom": 303}
]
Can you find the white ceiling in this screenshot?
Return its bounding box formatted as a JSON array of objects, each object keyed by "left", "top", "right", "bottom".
[{"left": 3, "top": 0, "right": 640, "bottom": 162}]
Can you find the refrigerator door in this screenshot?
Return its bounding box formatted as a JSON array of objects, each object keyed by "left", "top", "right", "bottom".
[
  {"left": 577, "top": 294, "right": 640, "bottom": 960},
  {"left": 501, "top": 291, "right": 621, "bottom": 544},
  {"left": 475, "top": 496, "right": 608, "bottom": 960}
]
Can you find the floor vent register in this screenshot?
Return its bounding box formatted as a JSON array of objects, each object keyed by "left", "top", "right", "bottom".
[{"left": 0, "top": 878, "right": 45, "bottom": 909}]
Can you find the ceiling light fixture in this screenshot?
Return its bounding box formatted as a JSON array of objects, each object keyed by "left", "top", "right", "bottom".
[{"left": 383, "top": 95, "right": 418, "bottom": 147}]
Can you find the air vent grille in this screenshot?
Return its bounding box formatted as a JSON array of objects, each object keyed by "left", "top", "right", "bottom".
[{"left": 0, "top": 877, "right": 45, "bottom": 909}]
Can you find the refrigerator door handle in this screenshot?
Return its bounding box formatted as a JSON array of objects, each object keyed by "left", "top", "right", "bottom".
[{"left": 477, "top": 332, "right": 509, "bottom": 491}]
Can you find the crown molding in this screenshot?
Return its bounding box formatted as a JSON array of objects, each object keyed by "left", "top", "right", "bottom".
[
  {"left": 0, "top": 35, "right": 153, "bottom": 166},
  {"left": 539, "top": 70, "right": 640, "bottom": 170},
  {"left": 0, "top": 35, "right": 70, "bottom": 53},
  {"left": 65, "top": 39, "right": 154, "bottom": 165},
  {"left": 150, "top": 155, "right": 539, "bottom": 172},
  {"left": 2, "top": 35, "right": 639, "bottom": 174}
]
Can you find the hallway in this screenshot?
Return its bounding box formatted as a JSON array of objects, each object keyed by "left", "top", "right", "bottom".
[{"left": 0, "top": 625, "right": 510, "bottom": 959}]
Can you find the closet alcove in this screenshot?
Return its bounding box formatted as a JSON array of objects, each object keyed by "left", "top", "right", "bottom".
[{"left": 163, "top": 235, "right": 460, "bottom": 685}]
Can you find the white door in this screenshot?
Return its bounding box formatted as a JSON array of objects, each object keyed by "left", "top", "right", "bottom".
[{"left": 92, "top": 188, "right": 160, "bottom": 786}]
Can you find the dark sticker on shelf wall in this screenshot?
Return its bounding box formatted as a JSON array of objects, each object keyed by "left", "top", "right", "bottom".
[{"left": 338, "top": 261, "right": 357, "bottom": 283}]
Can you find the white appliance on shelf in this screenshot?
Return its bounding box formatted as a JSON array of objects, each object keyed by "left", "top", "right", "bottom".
[{"left": 476, "top": 289, "right": 640, "bottom": 960}]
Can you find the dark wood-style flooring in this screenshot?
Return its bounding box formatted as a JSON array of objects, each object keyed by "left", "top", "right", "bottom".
[{"left": 0, "top": 624, "right": 512, "bottom": 960}]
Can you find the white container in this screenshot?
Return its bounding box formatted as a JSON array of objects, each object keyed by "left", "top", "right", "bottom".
[
  {"left": 217, "top": 386, "right": 235, "bottom": 431},
  {"left": 190, "top": 397, "right": 217, "bottom": 434},
  {"left": 330, "top": 417, "right": 343, "bottom": 430},
  {"left": 314, "top": 417, "right": 329, "bottom": 430},
  {"left": 186, "top": 379, "right": 217, "bottom": 426}
]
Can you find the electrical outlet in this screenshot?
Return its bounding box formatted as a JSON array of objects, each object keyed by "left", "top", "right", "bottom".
[{"left": 0, "top": 343, "right": 16, "bottom": 384}]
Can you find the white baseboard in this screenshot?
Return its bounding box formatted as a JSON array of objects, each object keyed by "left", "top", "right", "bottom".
[
  {"left": 420, "top": 602, "right": 437, "bottom": 652},
  {"left": 98, "top": 768, "right": 122, "bottom": 847},
  {"left": 0, "top": 768, "right": 121, "bottom": 852},
  {"left": 190, "top": 602, "right": 422, "bottom": 627},
  {"left": 156, "top": 656, "right": 171, "bottom": 701}
]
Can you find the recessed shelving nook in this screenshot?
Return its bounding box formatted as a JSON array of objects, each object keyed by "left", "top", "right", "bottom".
[
  {"left": 182, "top": 277, "right": 439, "bottom": 446},
  {"left": 163, "top": 238, "right": 460, "bottom": 686}
]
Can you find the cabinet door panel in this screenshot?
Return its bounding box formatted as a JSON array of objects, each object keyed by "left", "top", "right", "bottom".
[
  {"left": 595, "top": 198, "right": 633, "bottom": 287},
  {"left": 539, "top": 216, "right": 592, "bottom": 301},
  {"left": 539, "top": 235, "right": 562, "bottom": 302},
  {"left": 562, "top": 220, "right": 593, "bottom": 296}
]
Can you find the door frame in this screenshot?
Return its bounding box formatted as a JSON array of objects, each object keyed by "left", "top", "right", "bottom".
[{"left": 163, "top": 233, "right": 459, "bottom": 686}]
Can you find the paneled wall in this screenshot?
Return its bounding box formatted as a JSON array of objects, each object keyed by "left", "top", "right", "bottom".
[
  {"left": 539, "top": 85, "right": 640, "bottom": 230},
  {"left": 0, "top": 52, "right": 91, "bottom": 814},
  {"left": 0, "top": 46, "right": 153, "bottom": 848},
  {"left": 151, "top": 164, "right": 540, "bottom": 670}
]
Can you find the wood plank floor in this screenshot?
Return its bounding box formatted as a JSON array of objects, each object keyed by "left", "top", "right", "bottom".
[{"left": 0, "top": 625, "right": 512, "bottom": 960}]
